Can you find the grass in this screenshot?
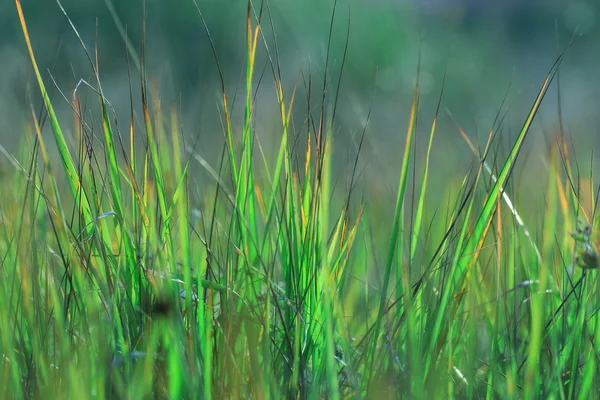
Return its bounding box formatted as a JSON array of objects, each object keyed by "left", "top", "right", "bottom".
[{"left": 2, "top": 0, "right": 600, "bottom": 398}]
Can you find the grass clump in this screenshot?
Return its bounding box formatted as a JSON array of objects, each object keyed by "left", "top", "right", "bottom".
[{"left": 1, "top": 0, "right": 599, "bottom": 399}]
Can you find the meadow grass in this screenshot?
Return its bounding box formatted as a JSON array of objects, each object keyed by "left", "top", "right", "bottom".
[{"left": 2, "top": 1, "right": 600, "bottom": 398}]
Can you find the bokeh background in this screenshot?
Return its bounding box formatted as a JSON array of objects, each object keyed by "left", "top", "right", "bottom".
[{"left": 1, "top": 0, "right": 599, "bottom": 196}]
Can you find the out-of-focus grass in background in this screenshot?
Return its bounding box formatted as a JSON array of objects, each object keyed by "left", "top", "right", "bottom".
[
  {"left": 2, "top": 1, "right": 599, "bottom": 154},
  {"left": 2, "top": 0, "right": 600, "bottom": 398}
]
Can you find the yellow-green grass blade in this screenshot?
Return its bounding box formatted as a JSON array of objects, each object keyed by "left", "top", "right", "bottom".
[
  {"left": 142, "top": 95, "right": 173, "bottom": 256},
  {"left": 456, "top": 117, "right": 542, "bottom": 265},
  {"left": 425, "top": 52, "right": 566, "bottom": 383},
  {"left": 411, "top": 69, "right": 446, "bottom": 264},
  {"left": 366, "top": 73, "right": 419, "bottom": 391},
  {"left": 15, "top": 0, "right": 93, "bottom": 230}
]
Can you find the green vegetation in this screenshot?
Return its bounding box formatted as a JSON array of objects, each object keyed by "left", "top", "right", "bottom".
[{"left": 2, "top": 1, "right": 599, "bottom": 398}]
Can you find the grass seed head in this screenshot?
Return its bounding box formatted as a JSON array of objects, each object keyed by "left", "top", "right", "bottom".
[{"left": 571, "top": 219, "right": 599, "bottom": 269}]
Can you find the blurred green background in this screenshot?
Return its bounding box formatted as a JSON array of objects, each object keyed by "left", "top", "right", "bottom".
[{"left": 1, "top": 0, "right": 599, "bottom": 185}]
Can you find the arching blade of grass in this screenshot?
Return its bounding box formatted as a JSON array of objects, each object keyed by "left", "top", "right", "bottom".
[
  {"left": 15, "top": 0, "right": 93, "bottom": 230},
  {"left": 423, "top": 49, "right": 568, "bottom": 383},
  {"left": 452, "top": 112, "right": 542, "bottom": 264},
  {"left": 16, "top": 0, "right": 128, "bottom": 302}
]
